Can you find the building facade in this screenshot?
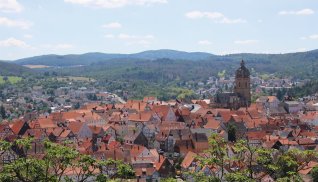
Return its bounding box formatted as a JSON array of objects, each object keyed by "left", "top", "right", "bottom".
[{"left": 212, "top": 60, "right": 251, "bottom": 110}]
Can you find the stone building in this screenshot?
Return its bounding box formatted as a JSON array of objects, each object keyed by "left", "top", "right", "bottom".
[{"left": 212, "top": 60, "right": 251, "bottom": 110}]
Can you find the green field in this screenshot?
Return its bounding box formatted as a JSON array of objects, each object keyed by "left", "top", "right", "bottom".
[{"left": 0, "top": 76, "right": 22, "bottom": 84}]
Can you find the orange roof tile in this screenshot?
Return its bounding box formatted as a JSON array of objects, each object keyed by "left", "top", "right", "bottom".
[{"left": 181, "top": 151, "right": 197, "bottom": 169}]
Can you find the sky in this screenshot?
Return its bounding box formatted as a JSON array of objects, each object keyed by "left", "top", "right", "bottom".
[{"left": 0, "top": 0, "right": 317, "bottom": 60}]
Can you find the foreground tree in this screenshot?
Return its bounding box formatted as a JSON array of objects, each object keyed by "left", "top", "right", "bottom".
[
  {"left": 311, "top": 167, "right": 318, "bottom": 182},
  {"left": 196, "top": 133, "right": 228, "bottom": 180},
  {"left": 0, "top": 138, "right": 135, "bottom": 182}
]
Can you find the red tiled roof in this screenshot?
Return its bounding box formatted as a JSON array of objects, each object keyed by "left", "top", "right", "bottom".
[
  {"left": 181, "top": 151, "right": 197, "bottom": 169},
  {"left": 246, "top": 131, "right": 267, "bottom": 140},
  {"left": 37, "top": 117, "right": 57, "bottom": 128},
  {"left": 67, "top": 122, "right": 84, "bottom": 134},
  {"left": 10, "top": 120, "right": 27, "bottom": 135},
  {"left": 128, "top": 112, "right": 152, "bottom": 122},
  {"left": 204, "top": 117, "right": 220, "bottom": 130}
]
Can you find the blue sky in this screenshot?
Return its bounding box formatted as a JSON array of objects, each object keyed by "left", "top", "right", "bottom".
[{"left": 0, "top": 0, "right": 317, "bottom": 60}]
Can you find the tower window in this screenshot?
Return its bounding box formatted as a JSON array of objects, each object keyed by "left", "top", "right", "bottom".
[{"left": 239, "top": 82, "right": 240, "bottom": 87}]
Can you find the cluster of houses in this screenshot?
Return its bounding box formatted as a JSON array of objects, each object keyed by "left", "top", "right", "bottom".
[
  {"left": 1, "top": 95, "right": 318, "bottom": 181},
  {"left": 197, "top": 75, "right": 307, "bottom": 97},
  {"left": 0, "top": 83, "right": 122, "bottom": 120}
]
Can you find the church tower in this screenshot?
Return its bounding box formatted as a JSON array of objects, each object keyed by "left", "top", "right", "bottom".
[{"left": 234, "top": 60, "right": 251, "bottom": 106}]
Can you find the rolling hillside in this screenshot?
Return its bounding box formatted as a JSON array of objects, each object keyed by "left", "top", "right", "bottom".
[
  {"left": 0, "top": 61, "right": 33, "bottom": 76},
  {"left": 13, "top": 49, "right": 215, "bottom": 66},
  {"left": 12, "top": 49, "right": 318, "bottom": 74}
]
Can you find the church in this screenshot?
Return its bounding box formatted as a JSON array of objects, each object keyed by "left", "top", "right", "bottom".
[{"left": 212, "top": 60, "right": 251, "bottom": 110}]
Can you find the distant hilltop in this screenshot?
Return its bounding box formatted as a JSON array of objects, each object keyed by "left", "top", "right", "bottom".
[{"left": 8, "top": 49, "right": 318, "bottom": 67}]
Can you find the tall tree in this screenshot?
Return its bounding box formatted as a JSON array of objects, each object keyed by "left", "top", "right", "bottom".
[
  {"left": 227, "top": 123, "right": 236, "bottom": 142},
  {"left": 0, "top": 105, "right": 6, "bottom": 119},
  {"left": 196, "top": 133, "right": 228, "bottom": 180}
]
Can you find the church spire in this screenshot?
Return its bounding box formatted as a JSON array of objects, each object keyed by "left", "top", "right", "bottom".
[{"left": 241, "top": 60, "right": 245, "bottom": 67}]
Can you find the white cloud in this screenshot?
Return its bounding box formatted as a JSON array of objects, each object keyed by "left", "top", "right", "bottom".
[
  {"left": 0, "top": 37, "right": 29, "bottom": 47},
  {"left": 0, "top": 16, "right": 32, "bottom": 29},
  {"left": 301, "top": 34, "right": 318, "bottom": 40},
  {"left": 198, "top": 40, "right": 212, "bottom": 45},
  {"left": 0, "top": 0, "right": 23, "bottom": 13},
  {"left": 64, "top": 0, "right": 167, "bottom": 8},
  {"left": 296, "top": 48, "right": 307, "bottom": 52},
  {"left": 279, "top": 8, "right": 314, "bottom": 15},
  {"left": 234, "top": 39, "right": 258, "bottom": 45},
  {"left": 102, "top": 22, "right": 122, "bottom": 29},
  {"left": 185, "top": 10, "right": 246, "bottom": 24},
  {"left": 309, "top": 34, "right": 318, "bottom": 40}
]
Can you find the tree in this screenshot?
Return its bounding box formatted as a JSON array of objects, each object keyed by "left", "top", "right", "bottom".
[
  {"left": 311, "top": 167, "right": 318, "bottom": 182},
  {"left": 225, "top": 170, "right": 255, "bottom": 182},
  {"left": 0, "top": 138, "right": 135, "bottom": 182},
  {"left": 3, "top": 76, "right": 8, "bottom": 83},
  {"left": 0, "top": 105, "right": 6, "bottom": 119},
  {"left": 161, "top": 177, "right": 177, "bottom": 182},
  {"left": 72, "top": 154, "right": 98, "bottom": 182},
  {"left": 196, "top": 133, "right": 228, "bottom": 180},
  {"left": 233, "top": 140, "right": 258, "bottom": 179},
  {"left": 116, "top": 162, "right": 135, "bottom": 179},
  {"left": 227, "top": 123, "right": 236, "bottom": 142},
  {"left": 74, "top": 102, "right": 80, "bottom": 109},
  {"left": 185, "top": 171, "right": 221, "bottom": 182},
  {"left": 43, "top": 141, "right": 79, "bottom": 181}
]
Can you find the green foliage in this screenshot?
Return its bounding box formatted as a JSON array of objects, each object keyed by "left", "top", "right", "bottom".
[
  {"left": 288, "top": 80, "right": 318, "bottom": 99},
  {"left": 161, "top": 177, "right": 178, "bottom": 182},
  {"left": 0, "top": 61, "right": 32, "bottom": 76},
  {"left": 0, "top": 138, "right": 135, "bottom": 182},
  {"left": 0, "top": 76, "right": 22, "bottom": 85},
  {"left": 196, "top": 133, "right": 228, "bottom": 179},
  {"left": 0, "top": 105, "right": 6, "bottom": 119},
  {"left": 225, "top": 170, "right": 255, "bottom": 182},
  {"left": 218, "top": 70, "right": 226, "bottom": 78},
  {"left": 116, "top": 162, "right": 135, "bottom": 179},
  {"left": 312, "top": 167, "right": 318, "bottom": 182},
  {"left": 227, "top": 123, "right": 236, "bottom": 142}
]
